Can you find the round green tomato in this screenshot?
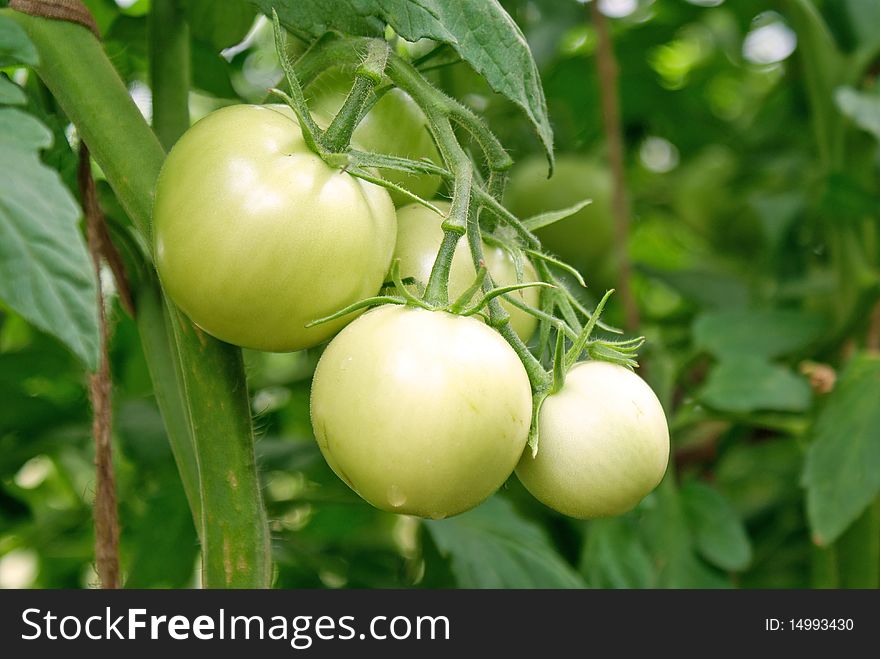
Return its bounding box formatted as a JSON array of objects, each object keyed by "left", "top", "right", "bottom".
[
  {"left": 153, "top": 104, "right": 396, "bottom": 352},
  {"left": 516, "top": 360, "right": 669, "bottom": 519},
  {"left": 307, "top": 69, "right": 442, "bottom": 205},
  {"left": 394, "top": 202, "right": 540, "bottom": 341},
  {"left": 310, "top": 305, "right": 532, "bottom": 518},
  {"left": 504, "top": 155, "right": 615, "bottom": 287}
]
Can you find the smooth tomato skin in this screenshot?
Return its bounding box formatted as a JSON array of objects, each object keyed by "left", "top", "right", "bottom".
[
  {"left": 504, "top": 155, "right": 616, "bottom": 288},
  {"left": 153, "top": 104, "right": 397, "bottom": 352},
  {"left": 307, "top": 69, "right": 442, "bottom": 205},
  {"left": 394, "top": 202, "right": 540, "bottom": 341},
  {"left": 516, "top": 360, "right": 669, "bottom": 519},
  {"left": 310, "top": 305, "right": 532, "bottom": 518}
]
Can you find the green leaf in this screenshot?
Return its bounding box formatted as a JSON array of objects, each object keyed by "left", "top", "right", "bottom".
[
  {"left": 253, "top": 0, "right": 554, "bottom": 165},
  {"left": 693, "top": 309, "right": 826, "bottom": 359},
  {"left": 639, "top": 265, "right": 750, "bottom": 309},
  {"left": 844, "top": 0, "right": 880, "bottom": 57},
  {"left": 0, "top": 75, "right": 25, "bottom": 104},
  {"left": 425, "top": 495, "right": 585, "bottom": 588},
  {"left": 580, "top": 516, "right": 655, "bottom": 588},
  {"left": 0, "top": 108, "right": 99, "bottom": 369},
  {"left": 0, "top": 14, "right": 39, "bottom": 67},
  {"left": 182, "top": 0, "right": 257, "bottom": 51},
  {"left": 786, "top": 0, "right": 845, "bottom": 166},
  {"left": 191, "top": 39, "right": 237, "bottom": 98},
  {"left": 835, "top": 86, "right": 880, "bottom": 142},
  {"left": 641, "top": 477, "right": 731, "bottom": 588},
  {"left": 681, "top": 480, "right": 752, "bottom": 572},
  {"left": 802, "top": 353, "right": 880, "bottom": 545},
  {"left": 699, "top": 356, "right": 812, "bottom": 413},
  {"left": 124, "top": 471, "right": 198, "bottom": 588},
  {"left": 523, "top": 199, "right": 592, "bottom": 231}
]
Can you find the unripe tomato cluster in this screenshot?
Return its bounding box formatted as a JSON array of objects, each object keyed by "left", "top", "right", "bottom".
[{"left": 153, "top": 96, "right": 669, "bottom": 522}]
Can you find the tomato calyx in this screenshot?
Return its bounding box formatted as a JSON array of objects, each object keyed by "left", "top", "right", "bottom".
[
  {"left": 270, "top": 12, "right": 449, "bottom": 211},
  {"left": 305, "top": 259, "right": 553, "bottom": 330}
]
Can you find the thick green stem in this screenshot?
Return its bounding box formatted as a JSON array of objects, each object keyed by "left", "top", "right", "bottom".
[
  {"left": 424, "top": 229, "right": 463, "bottom": 306},
  {"left": 424, "top": 161, "right": 470, "bottom": 306},
  {"left": 321, "top": 39, "right": 388, "bottom": 153},
  {"left": 10, "top": 10, "right": 271, "bottom": 588},
  {"left": 148, "top": 0, "right": 190, "bottom": 149},
  {"left": 810, "top": 544, "right": 839, "bottom": 588},
  {"left": 466, "top": 202, "right": 550, "bottom": 391},
  {"left": 836, "top": 496, "right": 880, "bottom": 588},
  {"left": 136, "top": 279, "right": 202, "bottom": 522}
]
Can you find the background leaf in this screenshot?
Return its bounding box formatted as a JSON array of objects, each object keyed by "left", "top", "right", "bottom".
[
  {"left": 844, "top": 0, "right": 880, "bottom": 56},
  {"left": 580, "top": 516, "right": 655, "bottom": 588},
  {"left": 182, "top": 0, "right": 257, "bottom": 51},
  {"left": 802, "top": 353, "right": 880, "bottom": 545},
  {"left": 834, "top": 87, "right": 880, "bottom": 143},
  {"left": 425, "top": 495, "right": 586, "bottom": 588},
  {"left": 641, "top": 479, "right": 730, "bottom": 588},
  {"left": 0, "top": 75, "right": 26, "bottom": 104},
  {"left": 0, "top": 14, "right": 39, "bottom": 67},
  {"left": 0, "top": 108, "right": 98, "bottom": 369},
  {"left": 693, "top": 310, "right": 826, "bottom": 360},
  {"left": 699, "top": 357, "right": 812, "bottom": 414},
  {"left": 681, "top": 480, "right": 752, "bottom": 571}
]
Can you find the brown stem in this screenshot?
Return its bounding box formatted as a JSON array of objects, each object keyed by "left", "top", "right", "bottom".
[
  {"left": 589, "top": 2, "right": 639, "bottom": 330},
  {"left": 78, "top": 146, "right": 120, "bottom": 589},
  {"left": 8, "top": 0, "right": 99, "bottom": 36}
]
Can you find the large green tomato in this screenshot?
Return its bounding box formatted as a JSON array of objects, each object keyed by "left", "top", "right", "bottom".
[
  {"left": 394, "top": 202, "right": 540, "bottom": 341},
  {"left": 504, "top": 155, "right": 615, "bottom": 288},
  {"left": 516, "top": 360, "right": 669, "bottom": 519},
  {"left": 310, "top": 305, "right": 532, "bottom": 518},
  {"left": 307, "top": 69, "right": 442, "bottom": 206},
  {"left": 153, "top": 104, "right": 397, "bottom": 352}
]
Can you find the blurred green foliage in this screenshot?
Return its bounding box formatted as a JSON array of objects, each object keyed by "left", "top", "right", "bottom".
[{"left": 1, "top": 0, "right": 878, "bottom": 589}]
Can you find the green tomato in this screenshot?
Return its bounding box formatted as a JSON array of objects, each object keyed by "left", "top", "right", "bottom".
[
  {"left": 310, "top": 305, "right": 532, "bottom": 518},
  {"left": 504, "top": 155, "right": 615, "bottom": 288},
  {"left": 516, "top": 360, "right": 669, "bottom": 519},
  {"left": 153, "top": 104, "right": 397, "bottom": 352},
  {"left": 394, "top": 202, "right": 540, "bottom": 341},
  {"left": 307, "top": 69, "right": 442, "bottom": 205}
]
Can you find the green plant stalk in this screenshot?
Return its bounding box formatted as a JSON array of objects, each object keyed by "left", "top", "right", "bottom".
[
  {"left": 136, "top": 278, "right": 202, "bottom": 523},
  {"left": 148, "top": 0, "right": 190, "bottom": 150},
  {"left": 810, "top": 544, "right": 839, "bottom": 588},
  {"left": 321, "top": 38, "right": 388, "bottom": 153},
  {"left": 835, "top": 496, "right": 880, "bottom": 588},
  {"left": 9, "top": 10, "right": 271, "bottom": 587},
  {"left": 783, "top": 0, "right": 880, "bottom": 346},
  {"left": 786, "top": 0, "right": 845, "bottom": 172},
  {"left": 168, "top": 306, "right": 271, "bottom": 587}
]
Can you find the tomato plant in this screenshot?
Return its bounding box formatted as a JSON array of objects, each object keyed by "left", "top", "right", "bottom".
[
  {"left": 308, "top": 68, "right": 442, "bottom": 205},
  {"left": 310, "top": 305, "right": 532, "bottom": 518},
  {"left": 5, "top": 0, "right": 878, "bottom": 594},
  {"left": 394, "top": 201, "right": 540, "bottom": 340},
  {"left": 153, "top": 104, "right": 397, "bottom": 352},
  {"left": 517, "top": 361, "right": 669, "bottom": 519}
]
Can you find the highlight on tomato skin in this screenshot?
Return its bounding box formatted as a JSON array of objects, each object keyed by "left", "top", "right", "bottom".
[
  {"left": 309, "top": 304, "right": 533, "bottom": 520},
  {"left": 516, "top": 360, "right": 670, "bottom": 520},
  {"left": 152, "top": 104, "right": 397, "bottom": 352}
]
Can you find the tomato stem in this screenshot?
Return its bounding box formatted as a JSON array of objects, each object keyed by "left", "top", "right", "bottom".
[{"left": 322, "top": 39, "right": 389, "bottom": 153}]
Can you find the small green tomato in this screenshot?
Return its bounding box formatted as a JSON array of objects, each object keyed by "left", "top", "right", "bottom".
[{"left": 516, "top": 360, "right": 669, "bottom": 519}]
